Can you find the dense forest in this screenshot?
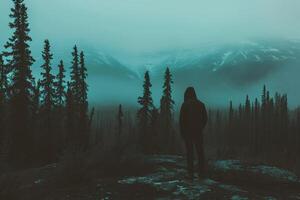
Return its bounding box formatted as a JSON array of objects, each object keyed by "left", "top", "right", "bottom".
[
  {"left": 0, "top": 0, "right": 300, "bottom": 173},
  {"left": 0, "top": 0, "right": 91, "bottom": 166}
]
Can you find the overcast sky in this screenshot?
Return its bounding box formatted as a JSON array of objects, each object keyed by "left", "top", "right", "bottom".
[
  {"left": 1, "top": 0, "right": 300, "bottom": 55},
  {"left": 1, "top": 0, "right": 300, "bottom": 106}
]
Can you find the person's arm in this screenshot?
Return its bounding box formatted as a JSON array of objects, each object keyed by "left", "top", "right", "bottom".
[{"left": 179, "top": 103, "right": 186, "bottom": 139}]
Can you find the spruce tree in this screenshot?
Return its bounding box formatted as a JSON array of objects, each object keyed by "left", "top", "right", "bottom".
[
  {"left": 137, "top": 71, "right": 153, "bottom": 129},
  {"left": 160, "top": 67, "right": 174, "bottom": 121},
  {"left": 54, "top": 60, "right": 66, "bottom": 154},
  {"left": 55, "top": 60, "right": 66, "bottom": 107},
  {"left": 78, "top": 51, "right": 89, "bottom": 148},
  {"left": 40, "top": 39, "right": 56, "bottom": 161},
  {"left": 40, "top": 40, "right": 55, "bottom": 112},
  {"left": 4, "top": 0, "right": 35, "bottom": 163},
  {"left": 70, "top": 45, "right": 80, "bottom": 105},
  {"left": 67, "top": 46, "right": 81, "bottom": 147},
  {"left": 137, "top": 71, "right": 153, "bottom": 152},
  {"left": 79, "top": 51, "right": 88, "bottom": 109},
  {"left": 160, "top": 67, "right": 175, "bottom": 138}
]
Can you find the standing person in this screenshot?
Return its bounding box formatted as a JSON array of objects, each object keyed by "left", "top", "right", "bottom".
[{"left": 179, "top": 87, "right": 208, "bottom": 180}]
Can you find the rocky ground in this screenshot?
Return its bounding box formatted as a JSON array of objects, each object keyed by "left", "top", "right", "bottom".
[
  {"left": 1, "top": 155, "right": 300, "bottom": 199},
  {"left": 118, "top": 155, "right": 300, "bottom": 199}
]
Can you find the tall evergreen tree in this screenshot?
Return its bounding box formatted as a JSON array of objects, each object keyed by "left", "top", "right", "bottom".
[
  {"left": 137, "top": 71, "right": 153, "bottom": 152},
  {"left": 40, "top": 39, "right": 55, "bottom": 112},
  {"left": 4, "top": 0, "right": 35, "bottom": 163},
  {"left": 39, "top": 40, "right": 56, "bottom": 161},
  {"left": 79, "top": 51, "right": 88, "bottom": 109},
  {"left": 67, "top": 46, "right": 81, "bottom": 147},
  {"left": 137, "top": 71, "right": 153, "bottom": 129},
  {"left": 160, "top": 67, "right": 174, "bottom": 123},
  {"left": 70, "top": 45, "right": 80, "bottom": 105},
  {"left": 159, "top": 68, "right": 175, "bottom": 152},
  {"left": 55, "top": 60, "right": 66, "bottom": 106},
  {"left": 78, "top": 51, "right": 89, "bottom": 148},
  {"left": 53, "top": 60, "right": 66, "bottom": 154}
]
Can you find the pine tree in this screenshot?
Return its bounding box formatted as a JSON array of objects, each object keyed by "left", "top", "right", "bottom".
[
  {"left": 4, "top": 0, "right": 35, "bottom": 163},
  {"left": 160, "top": 67, "right": 175, "bottom": 151},
  {"left": 55, "top": 60, "right": 66, "bottom": 107},
  {"left": 79, "top": 51, "right": 88, "bottom": 109},
  {"left": 67, "top": 46, "right": 81, "bottom": 147},
  {"left": 137, "top": 71, "right": 153, "bottom": 129},
  {"left": 78, "top": 51, "right": 89, "bottom": 148},
  {"left": 39, "top": 40, "right": 56, "bottom": 161},
  {"left": 160, "top": 67, "right": 174, "bottom": 124},
  {"left": 53, "top": 60, "right": 66, "bottom": 154},
  {"left": 70, "top": 45, "right": 80, "bottom": 105},
  {"left": 137, "top": 71, "right": 153, "bottom": 152},
  {"left": 40, "top": 40, "right": 55, "bottom": 112}
]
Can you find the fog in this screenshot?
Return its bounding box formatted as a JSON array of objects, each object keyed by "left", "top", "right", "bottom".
[
  {"left": 0, "top": 0, "right": 300, "bottom": 108},
  {"left": 1, "top": 0, "right": 300, "bottom": 55}
]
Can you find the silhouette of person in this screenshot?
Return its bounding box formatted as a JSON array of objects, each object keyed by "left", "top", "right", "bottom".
[{"left": 179, "top": 87, "right": 208, "bottom": 180}]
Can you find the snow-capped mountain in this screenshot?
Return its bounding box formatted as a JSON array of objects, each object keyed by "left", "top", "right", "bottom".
[
  {"left": 83, "top": 49, "right": 138, "bottom": 80},
  {"left": 79, "top": 39, "right": 300, "bottom": 106},
  {"left": 140, "top": 40, "right": 300, "bottom": 73}
]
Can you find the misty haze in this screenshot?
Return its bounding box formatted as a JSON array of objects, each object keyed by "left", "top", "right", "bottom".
[{"left": 1, "top": 0, "right": 300, "bottom": 107}]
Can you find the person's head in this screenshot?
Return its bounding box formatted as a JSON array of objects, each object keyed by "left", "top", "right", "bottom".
[{"left": 184, "top": 87, "right": 197, "bottom": 102}]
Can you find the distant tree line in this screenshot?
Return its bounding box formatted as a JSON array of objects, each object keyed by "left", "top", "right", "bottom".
[
  {"left": 206, "top": 85, "right": 300, "bottom": 163},
  {"left": 0, "top": 0, "right": 91, "bottom": 166}
]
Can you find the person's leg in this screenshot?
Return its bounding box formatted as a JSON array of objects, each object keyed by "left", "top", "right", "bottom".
[
  {"left": 195, "top": 134, "right": 205, "bottom": 175},
  {"left": 185, "top": 139, "right": 194, "bottom": 178}
]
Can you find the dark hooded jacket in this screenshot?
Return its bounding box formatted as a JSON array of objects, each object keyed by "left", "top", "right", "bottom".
[{"left": 179, "top": 87, "right": 208, "bottom": 139}]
